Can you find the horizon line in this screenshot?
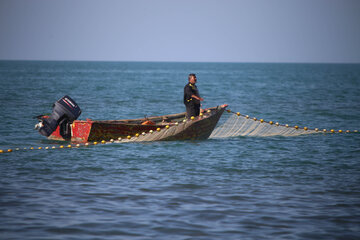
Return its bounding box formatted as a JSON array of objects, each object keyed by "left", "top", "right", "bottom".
[{"left": 0, "top": 58, "right": 359, "bottom": 65}]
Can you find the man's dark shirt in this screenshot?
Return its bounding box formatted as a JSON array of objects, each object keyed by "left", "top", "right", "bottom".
[{"left": 184, "top": 83, "right": 200, "bottom": 105}]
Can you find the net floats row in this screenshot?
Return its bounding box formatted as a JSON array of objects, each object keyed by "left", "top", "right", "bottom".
[
  {"left": 0, "top": 114, "right": 207, "bottom": 154},
  {"left": 226, "top": 109, "right": 358, "bottom": 134}
]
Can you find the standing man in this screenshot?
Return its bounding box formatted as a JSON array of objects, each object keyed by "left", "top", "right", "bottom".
[{"left": 184, "top": 73, "right": 204, "bottom": 119}]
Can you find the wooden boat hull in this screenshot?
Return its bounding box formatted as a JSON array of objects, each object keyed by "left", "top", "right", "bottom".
[{"left": 48, "top": 105, "right": 227, "bottom": 142}]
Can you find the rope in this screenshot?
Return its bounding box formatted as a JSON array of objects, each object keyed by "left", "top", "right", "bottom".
[
  {"left": 0, "top": 118, "right": 194, "bottom": 153},
  {"left": 1, "top": 108, "right": 358, "bottom": 154}
]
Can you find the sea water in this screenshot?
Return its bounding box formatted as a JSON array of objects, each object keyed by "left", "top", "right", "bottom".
[{"left": 0, "top": 61, "right": 359, "bottom": 239}]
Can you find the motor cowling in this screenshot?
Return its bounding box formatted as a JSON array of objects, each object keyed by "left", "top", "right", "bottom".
[{"left": 36, "top": 96, "right": 81, "bottom": 137}]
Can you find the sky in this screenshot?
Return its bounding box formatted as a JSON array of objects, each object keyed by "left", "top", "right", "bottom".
[{"left": 0, "top": 0, "right": 359, "bottom": 63}]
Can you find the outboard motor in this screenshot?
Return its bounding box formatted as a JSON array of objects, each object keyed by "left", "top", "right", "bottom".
[{"left": 36, "top": 96, "right": 81, "bottom": 138}]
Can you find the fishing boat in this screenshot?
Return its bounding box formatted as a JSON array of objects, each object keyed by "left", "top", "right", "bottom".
[{"left": 35, "top": 96, "right": 228, "bottom": 142}]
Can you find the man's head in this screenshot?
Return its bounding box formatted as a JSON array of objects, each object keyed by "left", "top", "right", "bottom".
[{"left": 188, "top": 73, "right": 197, "bottom": 84}]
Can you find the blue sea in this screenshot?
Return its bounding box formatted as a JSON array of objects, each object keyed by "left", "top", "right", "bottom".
[{"left": 0, "top": 61, "right": 360, "bottom": 240}]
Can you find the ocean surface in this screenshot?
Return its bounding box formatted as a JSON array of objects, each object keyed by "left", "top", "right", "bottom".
[{"left": 0, "top": 61, "right": 360, "bottom": 240}]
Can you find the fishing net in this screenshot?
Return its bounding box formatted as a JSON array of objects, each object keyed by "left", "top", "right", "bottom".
[
  {"left": 121, "top": 112, "right": 318, "bottom": 143},
  {"left": 209, "top": 113, "right": 317, "bottom": 138},
  {"left": 3, "top": 107, "right": 357, "bottom": 155},
  {"left": 120, "top": 122, "right": 188, "bottom": 143}
]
